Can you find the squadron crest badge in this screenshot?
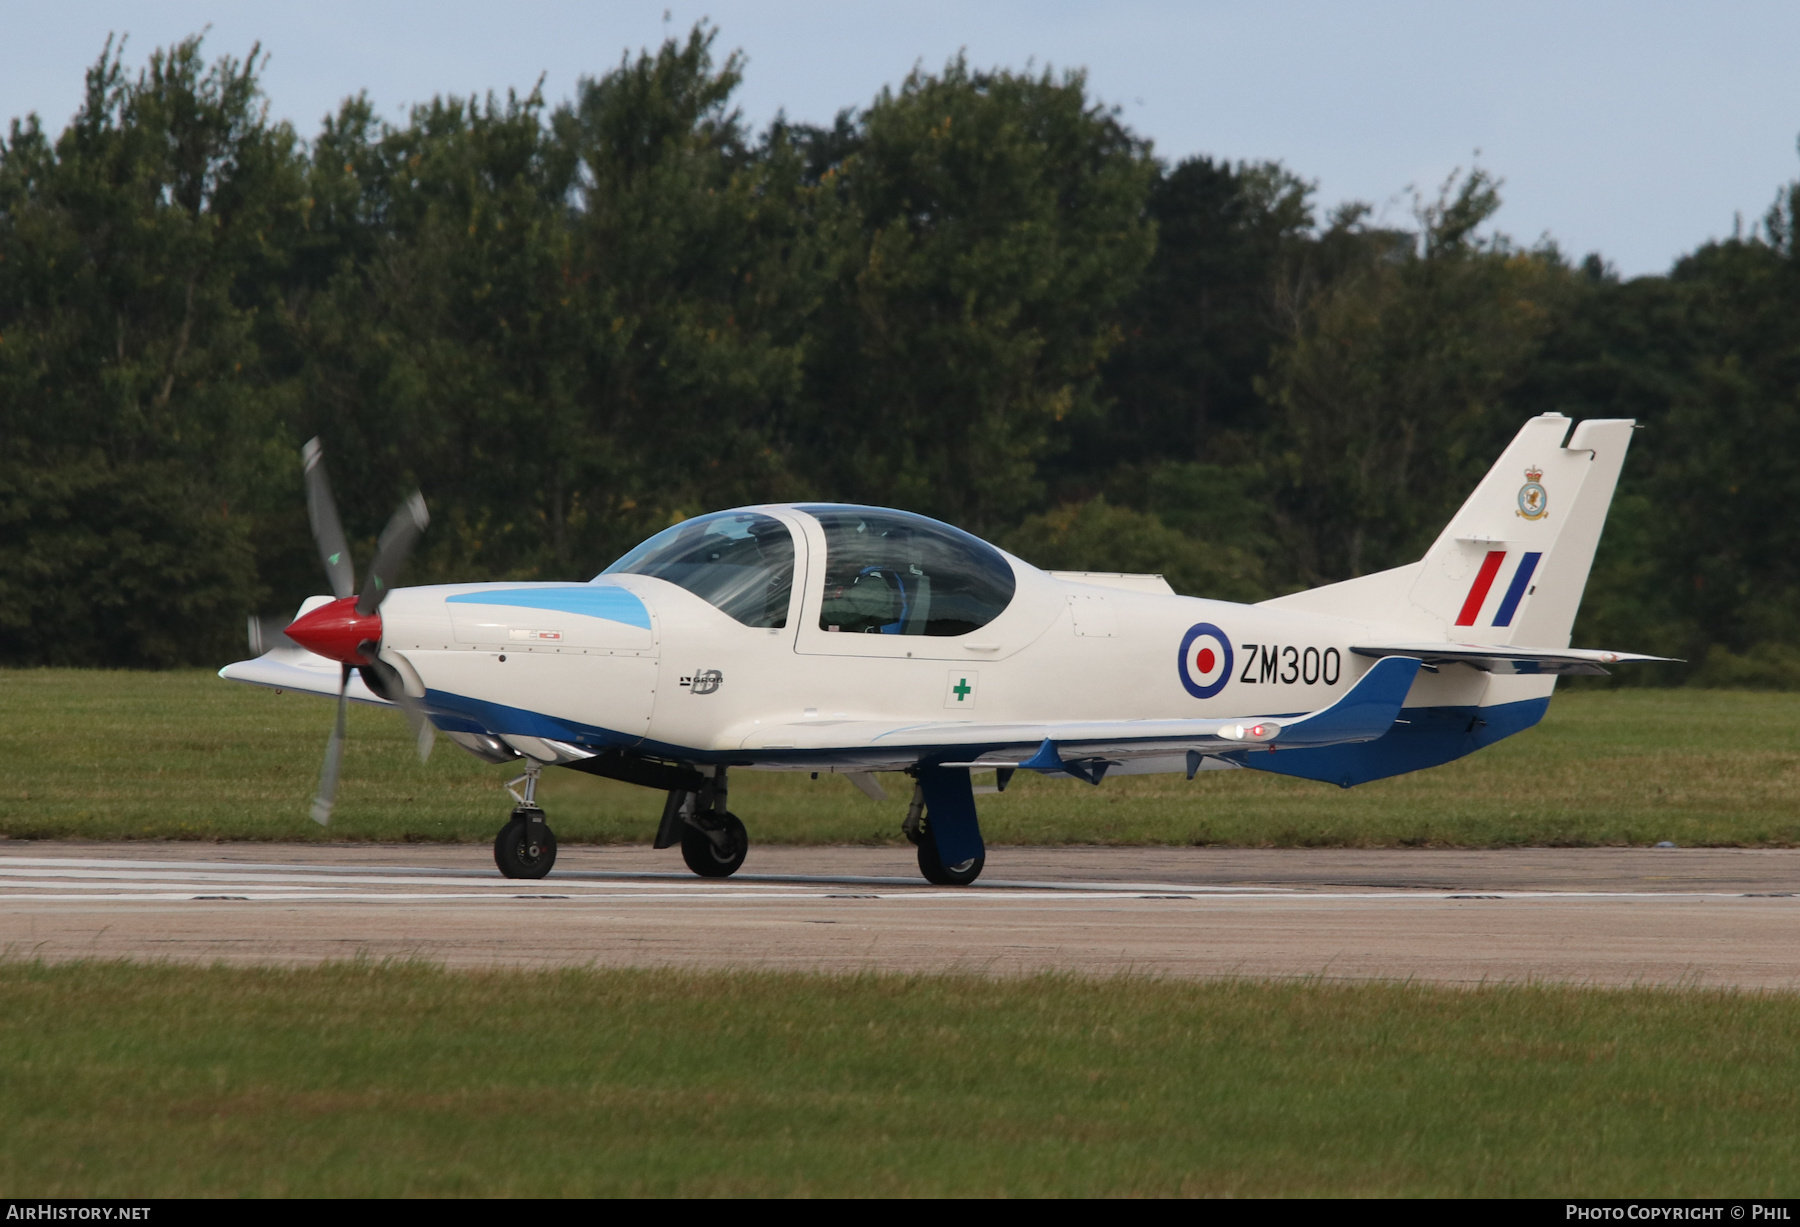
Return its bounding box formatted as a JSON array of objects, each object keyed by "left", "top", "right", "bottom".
[{"left": 1516, "top": 466, "right": 1548, "bottom": 521}]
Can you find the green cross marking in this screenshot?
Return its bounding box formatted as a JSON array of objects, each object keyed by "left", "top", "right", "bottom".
[
  {"left": 328, "top": 552, "right": 341, "bottom": 565},
  {"left": 953, "top": 678, "right": 971, "bottom": 701}
]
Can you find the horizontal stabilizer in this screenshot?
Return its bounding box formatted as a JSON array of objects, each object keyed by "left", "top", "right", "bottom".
[{"left": 1351, "top": 643, "right": 1680, "bottom": 676}]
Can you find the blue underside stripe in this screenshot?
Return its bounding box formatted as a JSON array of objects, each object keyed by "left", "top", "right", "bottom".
[
  {"left": 1233, "top": 697, "right": 1550, "bottom": 789},
  {"left": 423, "top": 685, "right": 1549, "bottom": 789},
  {"left": 1491, "top": 552, "right": 1542, "bottom": 628},
  {"left": 445, "top": 585, "right": 651, "bottom": 629},
  {"left": 422, "top": 690, "right": 645, "bottom": 750}
]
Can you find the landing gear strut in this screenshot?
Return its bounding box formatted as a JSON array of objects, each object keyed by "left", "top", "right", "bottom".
[
  {"left": 662, "top": 766, "right": 748, "bottom": 878},
  {"left": 903, "top": 780, "right": 985, "bottom": 886},
  {"left": 495, "top": 760, "right": 557, "bottom": 879}
]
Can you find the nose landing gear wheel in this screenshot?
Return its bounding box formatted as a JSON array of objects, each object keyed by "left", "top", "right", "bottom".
[
  {"left": 681, "top": 812, "right": 748, "bottom": 878},
  {"left": 495, "top": 809, "right": 557, "bottom": 879},
  {"left": 916, "top": 821, "right": 983, "bottom": 886}
]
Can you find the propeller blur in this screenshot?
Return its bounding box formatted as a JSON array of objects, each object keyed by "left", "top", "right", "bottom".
[{"left": 283, "top": 440, "right": 433, "bottom": 825}]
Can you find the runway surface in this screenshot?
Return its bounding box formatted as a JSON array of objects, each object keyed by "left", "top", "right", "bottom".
[{"left": 3, "top": 840, "right": 1798, "bottom": 988}]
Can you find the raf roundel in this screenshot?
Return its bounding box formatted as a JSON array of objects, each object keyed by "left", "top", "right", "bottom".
[{"left": 1177, "top": 622, "right": 1233, "bottom": 700}]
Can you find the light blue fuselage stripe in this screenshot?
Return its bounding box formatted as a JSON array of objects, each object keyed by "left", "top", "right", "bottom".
[
  {"left": 445, "top": 586, "right": 651, "bottom": 629},
  {"left": 1491, "top": 552, "right": 1542, "bottom": 627}
]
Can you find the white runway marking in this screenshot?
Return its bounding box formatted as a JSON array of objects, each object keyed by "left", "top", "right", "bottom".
[
  {"left": 0, "top": 856, "right": 1290, "bottom": 893},
  {"left": 2, "top": 855, "right": 1791, "bottom": 907},
  {"left": 6, "top": 845, "right": 1798, "bottom": 987}
]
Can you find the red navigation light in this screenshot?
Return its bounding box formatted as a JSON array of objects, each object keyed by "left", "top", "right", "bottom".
[{"left": 285, "top": 596, "right": 382, "bottom": 665}]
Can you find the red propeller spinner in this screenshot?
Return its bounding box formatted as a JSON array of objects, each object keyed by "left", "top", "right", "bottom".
[{"left": 285, "top": 596, "right": 382, "bottom": 665}]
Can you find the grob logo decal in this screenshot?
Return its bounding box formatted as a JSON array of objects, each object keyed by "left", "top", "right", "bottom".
[
  {"left": 680, "top": 669, "right": 723, "bottom": 695},
  {"left": 1177, "top": 623, "right": 1233, "bottom": 700}
]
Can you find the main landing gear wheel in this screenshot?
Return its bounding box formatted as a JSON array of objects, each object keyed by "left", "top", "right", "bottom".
[
  {"left": 495, "top": 808, "right": 557, "bottom": 879},
  {"left": 681, "top": 812, "right": 748, "bottom": 878},
  {"left": 916, "top": 820, "right": 984, "bottom": 886}
]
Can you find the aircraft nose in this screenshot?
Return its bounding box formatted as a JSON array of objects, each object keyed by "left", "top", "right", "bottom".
[{"left": 286, "top": 596, "right": 382, "bottom": 665}]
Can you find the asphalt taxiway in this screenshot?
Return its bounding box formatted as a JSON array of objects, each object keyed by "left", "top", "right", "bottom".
[{"left": 3, "top": 841, "right": 1797, "bottom": 988}]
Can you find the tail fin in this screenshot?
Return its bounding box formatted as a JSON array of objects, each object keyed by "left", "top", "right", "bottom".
[
  {"left": 1410, "top": 414, "right": 1634, "bottom": 646},
  {"left": 1264, "top": 414, "right": 1635, "bottom": 647}
]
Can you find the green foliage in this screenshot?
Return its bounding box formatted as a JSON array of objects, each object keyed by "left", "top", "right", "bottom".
[
  {"left": 1691, "top": 642, "right": 1800, "bottom": 690},
  {"left": 0, "top": 36, "right": 305, "bottom": 663},
  {"left": 1528, "top": 201, "right": 1800, "bottom": 682},
  {"left": 1064, "top": 156, "right": 1312, "bottom": 479},
  {"left": 1255, "top": 170, "right": 1567, "bottom": 583},
  {"left": 1, "top": 28, "right": 1797, "bottom": 679},
  {"left": 794, "top": 57, "right": 1157, "bottom": 533},
  {"left": 1000, "top": 496, "right": 1266, "bottom": 602},
  {"left": 0, "top": 454, "right": 258, "bottom": 665},
  {"left": 291, "top": 28, "right": 829, "bottom": 583}
]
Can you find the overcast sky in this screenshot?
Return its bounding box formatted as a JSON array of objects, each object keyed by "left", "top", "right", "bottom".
[{"left": 4, "top": 1, "right": 1797, "bottom": 277}]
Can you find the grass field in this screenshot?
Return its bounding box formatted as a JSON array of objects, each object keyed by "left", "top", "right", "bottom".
[
  {"left": 1, "top": 668, "right": 1797, "bottom": 847},
  {"left": 0, "top": 960, "right": 1795, "bottom": 1197}
]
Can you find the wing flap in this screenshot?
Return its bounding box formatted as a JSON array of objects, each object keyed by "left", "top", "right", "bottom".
[{"left": 734, "top": 716, "right": 1274, "bottom": 757}]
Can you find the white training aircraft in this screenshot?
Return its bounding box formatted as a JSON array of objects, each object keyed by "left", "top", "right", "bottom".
[{"left": 222, "top": 414, "right": 1673, "bottom": 884}]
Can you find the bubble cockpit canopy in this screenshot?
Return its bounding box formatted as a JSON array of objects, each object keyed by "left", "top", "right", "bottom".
[
  {"left": 601, "top": 510, "right": 795, "bottom": 628},
  {"left": 602, "top": 505, "right": 1017, "bottom": 635},
  {"left": 802, "top": 505, "right": 1016, "bottom": 637}
]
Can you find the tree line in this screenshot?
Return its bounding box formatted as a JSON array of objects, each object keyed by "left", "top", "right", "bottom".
[{"left": 2, "top": 26, "right": 1796, "bottom": 684}]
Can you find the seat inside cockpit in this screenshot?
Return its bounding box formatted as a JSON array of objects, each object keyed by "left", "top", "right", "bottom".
[{"left": 805, "top": 506, "right": 1016, "bottom": 637}]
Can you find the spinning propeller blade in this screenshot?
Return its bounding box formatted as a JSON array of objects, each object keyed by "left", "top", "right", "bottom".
[
  {"left": 361, "top": 655, "right": 438, "bottom": 763},
  {"left": 247, "top": 615, "right": 298, "bottom": 656},
  {"left": 302, "top": 438, "right": 356, "bottom": 602},
  {"left": 294, "top": 440, "right": 435, "bottom": 822},
  {"left": 311, "top": 664, "right": 351, "bottom": 825},
  {"left": 358, "top": 492, "right": 429, "bottom": 617}
]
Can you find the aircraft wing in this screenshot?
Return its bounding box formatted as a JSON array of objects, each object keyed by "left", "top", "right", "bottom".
[
  {"left": 217, "top": 649, "right": 393, "bottom": 706},
  {"left": 1350, "top": 642, "right": 1680, "bottom": 676},
  {"left": 735, "top": 656, "right": 1422, "bottom": 775}
]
